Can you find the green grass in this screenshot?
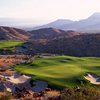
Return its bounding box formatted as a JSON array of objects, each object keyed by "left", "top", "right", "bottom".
[
  {"left": 15, "top": 56, "right": 100, "bottom": 88},
  {"left": 0, "top": 40, "right": 24, "bottom": 51}
]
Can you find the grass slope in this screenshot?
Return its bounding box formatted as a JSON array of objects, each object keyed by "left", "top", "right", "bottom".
[
  {"left": 0, "top": 40, "right": 24, "bottom": 50},
  {"left": 15, "top": 56, "right": 100, "bottom": 88}
]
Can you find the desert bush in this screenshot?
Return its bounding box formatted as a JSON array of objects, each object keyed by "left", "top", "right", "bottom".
[
  {"left": 0, "top": 94, "right": 11, "bottom": 100},
  {"left": 61, "top": 86, "right": 100, "bottom": 100}
]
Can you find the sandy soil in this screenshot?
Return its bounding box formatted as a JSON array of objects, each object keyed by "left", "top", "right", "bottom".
[
  {"left": 45, "top": 90, "right": 60, "bottom": 98},
  {"left": 0, "top": 55, "right": 28, "bottom": 69}
]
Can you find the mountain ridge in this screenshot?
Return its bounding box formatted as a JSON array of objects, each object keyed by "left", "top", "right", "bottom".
[
  {"left": 31, "top": 13, "right": 100, "bottom": 32},
  {"left": 0, "top": 26, "right": 29, "bottom": 40},
  {"left": 29, "top": 28, "right": 80, "bottom": 40}
]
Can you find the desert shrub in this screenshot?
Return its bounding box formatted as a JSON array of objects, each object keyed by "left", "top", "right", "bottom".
[
  {"left": 61, "top": 86, "right": 100, "bottom": 100},
  {"left": 0, "top": 94, "right": 11, "bottom": 100}
]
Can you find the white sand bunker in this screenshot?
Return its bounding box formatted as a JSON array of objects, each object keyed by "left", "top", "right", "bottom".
[
  {"left": 32, "top": 80, "right": 48, "bottom": 92},
  {"left": 0, "top": 73, "right": 48, "bottom": 93},
  {"left": 84, "top": 72, "right": 100, "bottom": 85},
  {"left": 5, "top": 73, "right": 31, "bottom": 84}
]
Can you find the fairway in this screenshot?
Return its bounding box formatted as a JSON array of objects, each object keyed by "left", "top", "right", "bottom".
[
  {"left": 0, "top": 40, "right": 24, "bottom": 50},
  {"left": 15, "top": 56, "right": 100, "bottom": 87}
]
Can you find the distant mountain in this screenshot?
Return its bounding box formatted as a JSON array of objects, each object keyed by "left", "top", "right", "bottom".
[
  {"left": 32, "top": 12, "right": 100, "bottom": 32},
  {"left": 32, "top": 19, "right": 73, "bottom": 30},
  {"left": 29, "top": 28, "right": 80, "bottom": 40},
  {"left": 0, "top": 26, "right": 29, "bottom": 40},
  {"left": 78, "top": 23, "right": 100, "bottom": 32},
  {"left": 60, "top": 13, "right": 100, "bottom": 31}
]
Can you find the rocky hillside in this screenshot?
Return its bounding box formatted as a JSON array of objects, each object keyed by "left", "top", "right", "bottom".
[
  {"left": 19, "top": 33, "right": 100, "bottom": 56},
  {"left": 0, "top": 26, "right": 29, "bottom": 40},
  {"left": 29, "top": 28, "right": 80, "bottom": 40}
]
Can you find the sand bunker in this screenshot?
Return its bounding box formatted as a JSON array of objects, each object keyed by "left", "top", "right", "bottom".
[
  {"left": 84, "top": 72, "right": 100, "bottom": 85},
  {"left": 0, "top": 72, "right": 31, "bottom": 84},
  {"left": 7, "top": 73, "right": 31, "bottom": 84},
  {"left": 0, "top": 72, "right": 48, "bottom": 93}
]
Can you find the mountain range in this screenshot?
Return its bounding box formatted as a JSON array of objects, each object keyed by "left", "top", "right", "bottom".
[
  {"left": 32, "top": 13, "right": 100, "bottom": 32},
  {"left": 0, "top": 26, "right": 99, "bottom": 57},
  {"left": 32, "top": 19, "right": 73, "bottom": 30},
  {"left": 0, "top": 13, "right": 100, "bottom": 56},
  {"left": 1, "top": 13, "right": 100, "bottom": 32}
]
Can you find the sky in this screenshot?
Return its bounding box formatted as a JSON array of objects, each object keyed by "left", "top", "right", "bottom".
[{"left": 0, "top": 0, "right": 100, "bottom": 24}]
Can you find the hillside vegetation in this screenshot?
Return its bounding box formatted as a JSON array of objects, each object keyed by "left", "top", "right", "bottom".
[{"left": 15, "top": 56, "right": 100, "bottom": 88}]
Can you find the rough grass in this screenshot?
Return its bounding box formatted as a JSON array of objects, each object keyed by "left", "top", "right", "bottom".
[
  {"left": 61, "top": 85, "right": 100, "bottom": 100},
  {"left": 15, "top": 56, "right": 100, "bottom": 88},
  {"left": 0, "top": 40, "right": 24, "bottom": 50}
]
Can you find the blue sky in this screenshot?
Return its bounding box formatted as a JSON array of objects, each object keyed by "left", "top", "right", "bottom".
[{"left": 0, "top": 0, "right": 100, "bottom": 24}]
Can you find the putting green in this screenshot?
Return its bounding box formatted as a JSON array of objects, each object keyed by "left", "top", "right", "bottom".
[
  {"left": 15, "top": 56, "right": 100, "bottom": 87},
  {"left": 0, "top": 40, "right": 24, "bottom": 50}
]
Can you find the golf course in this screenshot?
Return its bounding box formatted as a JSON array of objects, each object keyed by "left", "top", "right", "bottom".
[
  {"left": 15, "top": 56, "right": 100, "bottom": 88},
  {"left": 0, "top": 40, "right": 24, "bottom": 49}
]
